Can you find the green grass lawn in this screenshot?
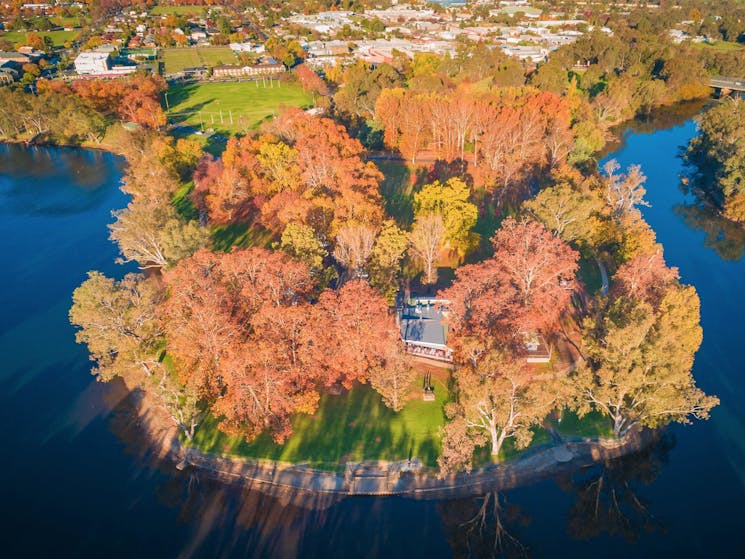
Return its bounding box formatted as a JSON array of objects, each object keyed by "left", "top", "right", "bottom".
[
  {"left": 0, "top": 29, "right": 80, "bottom": 46},
  {"left": 551, "top": 409, "right": 613, "bottom": 439},
  {"left": 52, "top": 16, "right": 88, "bottom": 28},
  {"left": 211, "top": 221, "right": 275, "bottom": 251},
  {"left": 472, "top": 426, "right": 553, "bottom": 467},
  {"left": 151, "top": 5, "right": 205, "bottom": 15},
  {"left": 189, "top": 374, "right": 450, "bottom": 469},
  {"left": 199, "top": 47, "right": 238, "bottom": 67},
  {"left": 376, "top": 160, "right": 415, "bottom": 226},
  {"left": 166, "top": 80, "right": 313, "bottom": 134},
  {"left": 161, "top": 46, "right": 237, "bottom": 74}
]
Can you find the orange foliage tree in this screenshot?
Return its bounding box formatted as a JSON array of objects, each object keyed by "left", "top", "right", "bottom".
[
  {"left": 193, "top": 110, "right": 384, "bottom": 239},
  {"left": 376, "top": 87, "right": 574, "bottom": 193},
  {"left": 71, "top": 75, "right": 167, "bottom": 128},
  {"left": 440, "top": 217, "right": 579, "bottom": 353},
  {"left": 162, "top": 249, "right": 401, "bottom": 443}
]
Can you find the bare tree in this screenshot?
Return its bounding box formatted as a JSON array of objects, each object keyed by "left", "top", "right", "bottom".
[
  {"left": 333, "top": 222, "right": 376, "bottom": 281},
  {"left": 602, "top": 159, "right": 649, "bottom": 216},
  {"left": 409, "top": 212, "right": 445, "bottom": 285}
]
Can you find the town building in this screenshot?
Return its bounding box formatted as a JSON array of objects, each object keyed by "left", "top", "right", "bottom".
[
  {"left": 397, "top": 297, "right": 453, "bottom": 364},
  {"left": 212, "top": 61, "right": 285, "bottom": 78},
  {"left": 74, "top": 51, "right": 137, "bottom": 77},
  {"left": 74, "top": 52, "right": 110, "bottom": 74},
  {"left": 397, "top": 296, "right": 553, "bottom": 365}
]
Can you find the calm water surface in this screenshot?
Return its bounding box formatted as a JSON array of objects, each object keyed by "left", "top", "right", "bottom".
[{"left": 1, "top": 109, "right": 743, "bottom": 558}]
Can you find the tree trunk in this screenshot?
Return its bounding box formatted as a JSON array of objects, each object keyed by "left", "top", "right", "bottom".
[{"left": 490, "top": 425, "right": 502, "bottom": 456}]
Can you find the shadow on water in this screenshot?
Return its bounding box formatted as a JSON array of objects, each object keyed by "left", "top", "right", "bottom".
[{"left": 556, "top": 431, "right": 674, "bottom": 544}]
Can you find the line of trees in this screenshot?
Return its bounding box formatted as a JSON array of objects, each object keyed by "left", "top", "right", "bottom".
[
  {"left": 375, "top": 86, "right": 583, "bottom": 192},
  {"left": 686, "top": 98, "right": 745, "bottom": 224}
]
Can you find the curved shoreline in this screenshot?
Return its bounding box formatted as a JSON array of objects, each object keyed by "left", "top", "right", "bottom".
[
  {"left": 173, "top": 429, "right": 657, "bottom": 500},
  {"left": 127, "top": 378, "right": 658, "bottom": 500},
  {"left": 58, "top": 99, "right": 703, "bottom": 499}
]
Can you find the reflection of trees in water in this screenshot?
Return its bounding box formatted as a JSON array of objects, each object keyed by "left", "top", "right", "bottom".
[
  {"left": 0, "top": 144, "right": 118, "bottom": 189},
  {"left": 105, "top": 385, "right": 345, "bottom": 558},
  {"left": 439, "top": 491, "right": 530, "bottom": 558},
  {"left": 600, "top": 100, "right": 710, "bottom": 160},
  {"left": 675, "top": 198, "right": 745, "bottom": 262},
  {"left": 558, "top": 431, "right": 674, "bottom": 543}
]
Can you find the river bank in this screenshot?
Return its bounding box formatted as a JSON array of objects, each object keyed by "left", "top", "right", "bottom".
[{"left": 118, "top": 371, "right": 658, "bottom": 500}]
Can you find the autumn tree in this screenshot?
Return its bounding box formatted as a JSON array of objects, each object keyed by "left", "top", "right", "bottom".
[
  {"left": 409, "top": 212, "right": 446, "bottom": 285},
  {"left": 413, "top": 177, "right": 478, "bottom": 255},
  {"left": 69, "top": 271, "right": 204, "bottom": 442},
  {"left": 369, "top": 346, "right": 417, "bottom": 411},
  {"left": 109, "top": 200, "right": 208, "bottom": 270},
  {"left": 312, "top": 280, "right": 400, "bottom": 388},
  {"left": 602, "top": 160, "right": 649, "bottom": 217},
  {"left": 161, "top": 250, "right": 244, "bottom": 398},
  {"left": 524, "top": 170, "right": 606, "bottom": 248},
  {"left": 280, "top": 222, "right": 328, "bottom": 275},
  {"left": 192, "top": 155, "right": 250, "bottom": 224},
  {"left": 368, "top": 220, "right": 409, "bottom": 303},
  {"left": 442, "top": 218, "right": 579, "bottom": 342},
  {"left": 494, "top": 218, "right": 579, "bottom": 329},
  {"left": 195, "top": 111, "right": 385, "bottom": 238},
  {"left": 161, "top": 248, "right": 316, "bottom": 444},
  {"left": 573, "top": 286, "right": 718, "bottom": 438},
  {"left": 333, "top": 222, "right": 376, "bottom": 281},
  {"left": 213, "top": 303, "right": 320, "bottom": 443},
  {"left": 438, "top": 416, "right": 482, "bottom": 476},
  {"left": 70, "top": 271, "right": 163, "bottom": 381},
  {"left": 294, "top": 63, "right": 329, "bottom": 97},
  {"left": 611, "top": 249, "right": 679, "bottom": 306},
  {"left": 686, "top": 97, "right": 745, "bottom": 223},
  {"left": 447, "top": 351, "right": 565, "bottom": 459}
]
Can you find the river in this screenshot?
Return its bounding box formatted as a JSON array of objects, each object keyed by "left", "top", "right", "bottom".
[{"left": 0, "top": 106, "right": 743, "bottom": 558}]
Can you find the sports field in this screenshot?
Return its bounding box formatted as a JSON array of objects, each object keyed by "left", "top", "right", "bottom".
[
  {"left": 0, "top": 30, "right": 80, "bottom": 47},
  {"left": 161, "top": 46, "right": 238, "bottom": 74},
  {"left": 166, "top": 80, "right": 313, "bottom": 134}
]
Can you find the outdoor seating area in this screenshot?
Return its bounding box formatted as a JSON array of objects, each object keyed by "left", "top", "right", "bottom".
[{"left": 406, "top": 343, "right": 453, "bottom": 363}]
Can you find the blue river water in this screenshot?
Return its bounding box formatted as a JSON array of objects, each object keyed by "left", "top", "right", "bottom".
[{"left": 0, "top": 107, "right": 743, "bottom": 558}]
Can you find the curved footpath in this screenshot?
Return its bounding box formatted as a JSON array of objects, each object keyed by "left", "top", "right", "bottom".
[
  {"left": 174, "top": 431, "right": 655, "bottom": 500},
  {"left": 127, "top": 380, "right": 657, "bottom": 502}
]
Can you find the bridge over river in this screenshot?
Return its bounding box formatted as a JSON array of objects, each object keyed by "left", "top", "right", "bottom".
[{"left": 709, "top": 76, "right": 745, "bottom": 92}]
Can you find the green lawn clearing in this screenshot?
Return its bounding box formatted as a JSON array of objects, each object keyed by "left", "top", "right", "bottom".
[
  {"left": 376, "top": 160, "right": 415, "bottom": 226},
  {"left": 472, "top": 426, "right": 553, "bottom": 467},
  {"left": 211, "top": 221, "right": 275, "bottom": 251},
  {"left": 161, "top": 46, "right": 237, "bottom": 74},
  {"left": 166, "top": 80, "right": 313, "bottom": 134},
  {"left": 0, "top": 29, "right": 80, "bottom": 47},
  {"left": 551, "top": 409, "right": 613, "bottom": 439},
  {"left": 189, "top": 373, "right": 451, "bottom": 469},
  {"left": 692, "top": 40, "right": 744, "bottom": 52}
]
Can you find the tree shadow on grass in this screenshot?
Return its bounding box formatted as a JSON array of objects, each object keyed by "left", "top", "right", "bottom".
[
  {"left": 376, "top": 160, "right": 414, "bottom": 227},
  {"left": 211, "top": 221, "right": 275, "bottom": 252},
  {"left": 191, "top": 382, "right": 448, "bottom": 469}
]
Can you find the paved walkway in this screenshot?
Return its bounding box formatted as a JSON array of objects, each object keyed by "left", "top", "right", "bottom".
[{"left": 174, "top": 429, "right": 656, "bottom": 500}]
